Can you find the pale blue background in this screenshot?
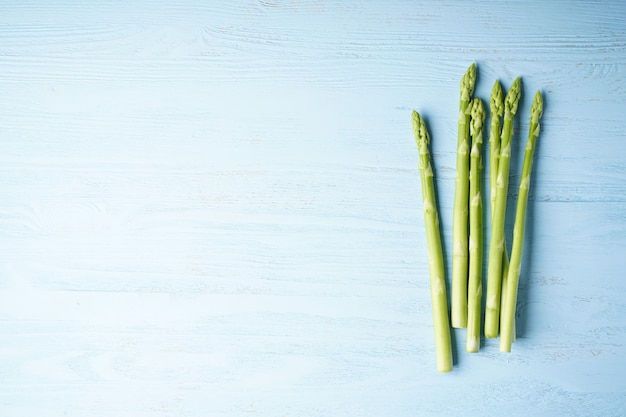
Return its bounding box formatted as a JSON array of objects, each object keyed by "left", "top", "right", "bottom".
[{"left": 1, "top": 1, "right": 625, "bottom": 416}]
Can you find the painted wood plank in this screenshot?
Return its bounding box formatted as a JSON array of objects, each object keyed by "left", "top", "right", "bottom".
[{"left": 1, "top": 1, "right": 625, "bottom": 416}]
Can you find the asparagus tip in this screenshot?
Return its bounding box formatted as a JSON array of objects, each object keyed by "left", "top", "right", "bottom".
[
  {"left": 411, "top": 110, "right": 430, "bottom": 148},
  {"left": 490, "top": 80, "right": 504, "bottom": 117},
  {"left": 504, "top": 77, "right": 522, "bottom": 117},
  {"left": 469, "top": 98, "right": 486, "bottom": 140},
  {"left": 460, "top": 63, "right": 477, "bottom": 102},
  {"left": 531, "top": 90, "right": 544, "bottom": 123}
]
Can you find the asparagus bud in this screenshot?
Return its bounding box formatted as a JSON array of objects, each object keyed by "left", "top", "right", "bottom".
[{"left": 460, "top": 63, "right": 477, "bottom": 104}]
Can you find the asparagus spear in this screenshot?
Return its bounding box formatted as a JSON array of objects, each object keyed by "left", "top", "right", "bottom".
[
  {"left": 500, "top": 91, "right": 544, "bottom": 352},
  {"left": 488, "top": 81, "right": 513, "bottom": 340},
  {"left": 489, "top": 80, "right": 504, "bottom": 218},
  {"left": 466, "top": 98, "right": 485, "bottom": 353},
  {"left": 412, "top": 110, "right": 453, "bottom": 372},
  {"left": 451, "top": 63, "right": 476, "bottom": 329},
  {"left": 484, "top": 77, "right": 522, "bottom": 338}
]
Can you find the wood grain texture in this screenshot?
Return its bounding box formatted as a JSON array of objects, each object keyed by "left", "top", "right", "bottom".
[{"left": 1, "top": 1, "right": 625, "bottom": 416}]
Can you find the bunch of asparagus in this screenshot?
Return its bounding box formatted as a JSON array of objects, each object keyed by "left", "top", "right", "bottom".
[{"left": 411, "top": 63, "right": 544, "bottom": 371}]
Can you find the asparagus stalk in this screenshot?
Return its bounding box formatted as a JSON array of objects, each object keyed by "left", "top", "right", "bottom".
[
  {"left": 466, "top": 98, "right": 485, "bottom": 353},
  {"left": 500, "top": 91, "right": 544, "bottom": 352},
  {"left": 451, "top": 63, "right": 476, "bottom": 329},
  {"left": 484, "top": 77, "right": 522, "bottom": 338},
  {"left": 489, "top": 80, "right": 504, "bottom": 218},
  {"left": 499, "top": 234, "right": 513, "bottom": 341},
  {"left": 412, "top": 110, "right": 453, "bottom": 372},
  {"left": 488, "top": 81, "right": 513, "bottom": 340}
]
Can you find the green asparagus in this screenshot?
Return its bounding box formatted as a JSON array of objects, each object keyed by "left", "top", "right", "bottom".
[
  {"left": 451, "top": 63, "right": 476, "bottom": 329},
  {"left": 489, "top": 80, "right": 504, "bottom": 218},
  {"left": 412, "top": 110, "right": 453, "bottom": 372},
  {"left": 466, "top": 98, "right": 485, "bottom": 353},
  {"left": 484, "top": 77, "right": 522, "bottom": 339},
  {"left": 488, "top": 81, "right": 513, "bottom": 340},
  {"left": 500, "top": 91, "right": 544, "bottom": 352}
]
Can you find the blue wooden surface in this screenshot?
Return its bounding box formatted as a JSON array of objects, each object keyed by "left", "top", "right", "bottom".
[{"left": 1, "top": 1, "right": 625, "bottom": 416}]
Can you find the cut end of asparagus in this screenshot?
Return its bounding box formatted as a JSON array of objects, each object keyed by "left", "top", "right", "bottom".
[
  {"left": 499, "top": 339, "right": 512, "bottom": 353},
  {"left": 437, "top": 364, "right": 453, "bottom": 373},
  {"left": 504, "top": 77, "right": 522, "bottom": 118},
  {"left": 490, "top": 80, "right": 504, "bottom": 119},
  {"left": 411, "top": 110, "right": 430, "bottom": 148},
  {"left": 466, "top": 336, "right": 480, "bottom": 353},
  {"left": 460, "top": 63, "right": 477, "bottom": 103},
  {"left": 469, "top": 98, "right": 486, "bottom": 141}
]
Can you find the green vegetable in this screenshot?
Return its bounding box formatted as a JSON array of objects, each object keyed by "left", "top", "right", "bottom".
[
  {"left": 488, "top": 81, "right": 514, "bottom": 340},
  {"left": 499, "top": 234, "right": 513, "bottom": 341},
  {"left": 489, "top": 80, "right": 504, "bottom": 219},
  {"left": 466, "top": 97, "right": 485, "bottom": 353},
  {"left": 500, "top": 91, "right": 544, "bottom": 352},
  {"left": 451, "top": 63, "right": 476, "bottom": 329},
  {"left": 484, "top": 77, "right": 522, "bottom": 339},
  {"left": 412, "top": 110, "right": 453, "bottom": 372}
]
